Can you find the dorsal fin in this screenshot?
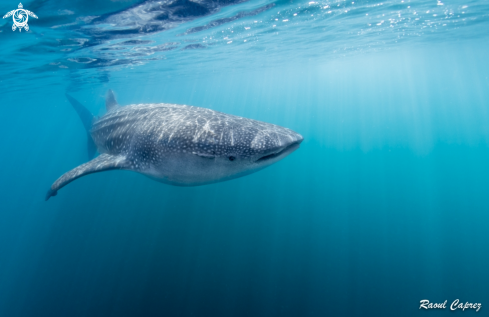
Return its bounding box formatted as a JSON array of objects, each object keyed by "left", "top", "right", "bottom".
[{"left": 105, "top": 89, "right": 119, "bottom": 112}]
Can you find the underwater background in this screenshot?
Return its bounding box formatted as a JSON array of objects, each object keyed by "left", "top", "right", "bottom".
[{"left": 1, "top": 0, "right": 489, "bottom": 316}]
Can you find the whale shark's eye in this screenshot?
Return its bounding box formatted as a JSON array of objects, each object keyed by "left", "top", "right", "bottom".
[{"left": 228, "top": 156, "right": 236, "bottom": 161}]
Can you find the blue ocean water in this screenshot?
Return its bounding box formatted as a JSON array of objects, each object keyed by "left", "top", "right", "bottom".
[{"left": 1, "top": 0, "right": 489, "bottom": 316}]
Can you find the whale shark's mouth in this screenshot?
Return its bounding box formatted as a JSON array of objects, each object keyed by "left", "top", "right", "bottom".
[{"left": 255, "top": 141, "right": 301, "bottom": 163}]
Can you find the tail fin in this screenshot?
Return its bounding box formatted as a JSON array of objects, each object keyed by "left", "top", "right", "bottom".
[{"left": 65, "top": 94, "right": 97, "bottom": 159}]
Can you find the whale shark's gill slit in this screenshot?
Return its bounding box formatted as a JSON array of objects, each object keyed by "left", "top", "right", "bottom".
[{"left": 193, "top": 152, "right": 215, "bottom": 159}]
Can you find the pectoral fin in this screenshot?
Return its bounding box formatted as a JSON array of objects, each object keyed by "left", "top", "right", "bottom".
[{"left": 46, "top": 154, "right": 128, "bottom": 201}]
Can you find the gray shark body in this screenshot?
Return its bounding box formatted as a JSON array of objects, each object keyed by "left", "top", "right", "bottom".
[{"left": 46, "top": 91, "right": 303, "bottom": 200}]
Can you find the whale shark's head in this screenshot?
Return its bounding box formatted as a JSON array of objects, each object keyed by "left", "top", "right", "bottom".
[
  {"left": 215, "top": 124, "right": 304, "bottom": 178},
  {"left": 146, "top": 115, "right": 304, "bottom": 186}
]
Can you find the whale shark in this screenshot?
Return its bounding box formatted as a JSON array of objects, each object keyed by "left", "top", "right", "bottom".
[{"left": 46, "top": 91, "right": 303, "bottom": 200}]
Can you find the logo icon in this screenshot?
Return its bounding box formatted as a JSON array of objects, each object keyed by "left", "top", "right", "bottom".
[{"left": 3, "top": 3, "right": 38, "bottom": 32}]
